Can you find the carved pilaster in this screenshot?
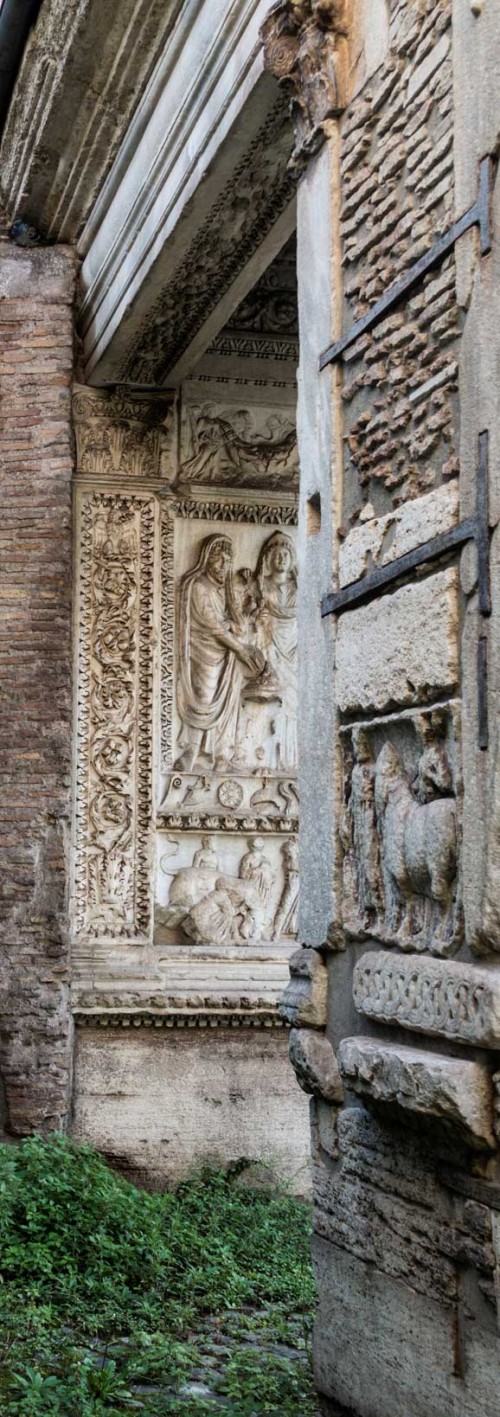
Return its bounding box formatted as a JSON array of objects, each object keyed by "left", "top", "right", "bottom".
[
  {"left": 73, "top": 492, "right": 155, "bottom": 943},
  {"left": 72, "top": 385, "right": 175, "bottom": 482},
  {"left": 261, "top": 0, "right": 349, "bottom": 166}
]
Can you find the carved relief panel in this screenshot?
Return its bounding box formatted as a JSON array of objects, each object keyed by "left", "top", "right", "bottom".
[
  {"left": 156, "top": 832, "right": 298, "bottom": 949},
  {"left": 72, "top": 389, "right": 299, "bottom": 981},
  {"left": 179, "top": 399, "right": 298, "bottom": 492},
  {"left": 73, "top": 491, "right": 155, "bottom": 943},
  {"left": 338, "top": 703, "right": 462, "bottom": 958},
  {"left": 159, "top": 490, "right": 298, "bottom": 950}
]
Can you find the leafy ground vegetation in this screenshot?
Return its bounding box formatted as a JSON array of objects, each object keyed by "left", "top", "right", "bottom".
[{"left": 0, "top": 1136, "right": 317, "bottom": 1415}]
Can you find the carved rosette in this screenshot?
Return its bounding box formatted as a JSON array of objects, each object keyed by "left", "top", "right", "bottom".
[
  {"left": 74, "top": 493, "right": 155, "bottom": 941},
  {"left": 261, "top": 0, "right": 349, "bottom": 165}
]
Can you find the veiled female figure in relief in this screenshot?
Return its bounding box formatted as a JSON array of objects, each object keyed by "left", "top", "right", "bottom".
[{"left": 254, "top": 531, "right": 298, "bottom": 771}]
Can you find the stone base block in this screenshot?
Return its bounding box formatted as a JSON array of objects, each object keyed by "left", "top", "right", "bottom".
[
  {"left": 71, "top": 1021, "right": 311, "bottom": 1192},
  {"left": 312, "top": 1237, "right": 499, "bottom": 1417},
  {"left": 338, "top": 1037, "right": 495, "bottom": 1150}
]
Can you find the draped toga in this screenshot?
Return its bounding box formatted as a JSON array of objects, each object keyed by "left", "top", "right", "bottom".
[{"left": 177, "top": 543, "right": 243, "bottom": 760}]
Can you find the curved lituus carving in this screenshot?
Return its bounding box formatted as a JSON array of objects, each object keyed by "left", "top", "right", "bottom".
[{"left": 353, "top": 950, "right": 500, "bottom": 1048}]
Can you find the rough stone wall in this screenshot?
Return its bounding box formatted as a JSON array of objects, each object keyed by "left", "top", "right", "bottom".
[
  {"left": 71, "top": 1021, "right": 310, "bottom": 1193},
  {"left": 288, "top": 0, "right": 500, "bottom": 1411},
  {"left": 0, "top": 244, "right": 77, "bottom": 1134},
  {"left": 341, "top": 0, "right": 459, "bottom": 519}
]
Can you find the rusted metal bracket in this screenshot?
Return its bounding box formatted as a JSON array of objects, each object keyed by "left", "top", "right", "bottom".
[
  {"left": 321, "top": 518, "right": 476, "bottom": 617},
  {"left": 322, "top": 433, "right": 491, "bottom": 751},
  {"left": 322, "top": 431, "right": 490, "bottom": 620},
  {"left": 319, "top": 154, "right": 494, "bottom": 371},
  {"left": 477, "top": 430, "right": 491, "bottom": 749}
]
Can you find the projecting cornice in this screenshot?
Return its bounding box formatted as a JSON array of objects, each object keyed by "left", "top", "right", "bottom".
[
  {"left": 0, "top": 0, "right": 184, "bottom": 244},
  {"left": 78, "top": 0, "right": 296, "bottom": 385}
]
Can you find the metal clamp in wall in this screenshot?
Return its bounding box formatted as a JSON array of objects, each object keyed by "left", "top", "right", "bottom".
[
  {"left": 319, "top": 154, "right": 494, "bottom": 371},
  {"left": 321, "top": 432, "right": 492, "bottom": 750}
]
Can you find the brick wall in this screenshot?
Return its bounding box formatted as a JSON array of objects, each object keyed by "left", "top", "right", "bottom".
[
  {"left": 340, "top": 0, "right": 458, "bottom": 521},
  {"left": 0, "top": 243, "right": 77, "bottom": 1134}
]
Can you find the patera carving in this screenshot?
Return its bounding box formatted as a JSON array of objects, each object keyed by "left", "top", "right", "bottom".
[
  {"left": 179, "top": 403, "right": 298, "bottom": 490},
  {"left": 261, "top": 0, "right": 349, "bottom": 163},
  {"left": 353, "top": 950, "right": 500, "bottom": 1049},
  {"left": 340, "top": 709, "right": 462, "bottom": 957},
  {"left": 73, "top": 385, "right": 175, "bottom": 481},
  {"left": 74, "top": 493, "right": 154, "bottom": 940},
  {"left": 157, "top": 771, "right": 299, "bottom": 832}
]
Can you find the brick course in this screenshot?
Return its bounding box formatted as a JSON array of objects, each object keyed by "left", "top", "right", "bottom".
[{"left": 0, "top": 243, "right": 77, "bottom": 1134}]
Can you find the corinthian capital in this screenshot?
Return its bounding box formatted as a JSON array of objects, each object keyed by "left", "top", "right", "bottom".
[{"left": 261, "top": 0, "right": 349, "bottom": 166}]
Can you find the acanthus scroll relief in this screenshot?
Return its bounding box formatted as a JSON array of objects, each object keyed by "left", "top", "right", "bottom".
[
  {"left": 74, "top": 493, "right": 154, "bottom": 941},
  {"left": 340, "top": 706, "right": 462, "bottom": 957}
]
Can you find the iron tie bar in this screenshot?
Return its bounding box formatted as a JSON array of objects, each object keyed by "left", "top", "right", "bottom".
[{"left": 319, "top": 154, "right": 494, "bottom": 371}]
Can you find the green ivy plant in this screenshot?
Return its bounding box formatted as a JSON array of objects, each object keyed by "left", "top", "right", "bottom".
[{"left": 0, "top": 1136, "right": 317, "bottom": 1415}]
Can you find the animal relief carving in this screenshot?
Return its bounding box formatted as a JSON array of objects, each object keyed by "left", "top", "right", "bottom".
[
  {"left": 340, "top": 711, "right": 461, "bottom": 956},
  {"left": 157, "top": 835, "right": 278, "bottom": 946}
]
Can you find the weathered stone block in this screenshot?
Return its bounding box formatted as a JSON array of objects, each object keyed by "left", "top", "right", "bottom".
[
  {"left": 280, "top": 948, "right": 328, "bottom": 1028},
  {"left": 339, "top": 1037, "right": 495, "bottom": 1150},
  {"left": 312, "top": 1237, "right": 499, "bottom": 1417},
  {"left": 336, "top": 569, "right": 459, "bottom": 714},
  {"left": 289, "top": 1028, "right": 343, "bottom": 1101},
  {"left": 353, "top": 950, "right": 500, "bottom": 1047},
  {"left": 71, "top": 1023, "right": 311, "bottom": 1191},
  {"left": 339, "top": 483, "right": 459, "bottom": 587}
]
